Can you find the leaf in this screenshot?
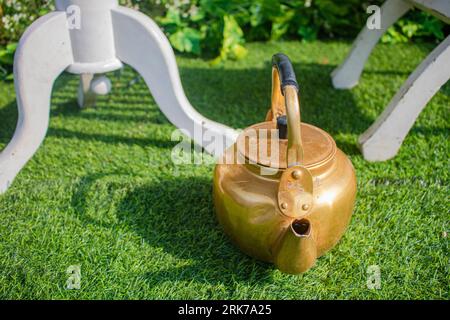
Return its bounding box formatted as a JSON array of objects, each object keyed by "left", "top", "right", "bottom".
[
  {"left": 190, "top": 7, "right": 205, "bottom": 23},
  {"left": 381, "top": 26, "right": 409, "bottom": 44},
  {"left": 215, "top": 15, "right": 248, "bottom": 62},
  {"left": 0, "top": 63, "right": 13, "bottom": 81},
  {"left": 399, "top": 21, "right": 419, "bottom": 39},
  {"left": 0, "top": 42, "right": 17, "bottom": 66},
  {"left": 298, "top": 25, "right": 317, "bottom": 42},
  {"left": 250, "top": 2, "right": 263, "bottom": 27},
  {"left": 420, "top": 17, "right": 445, "bottom": 40},
  {"left": 157, "top": 7, "right": 182, "bottom": 27},
  {"left": 271, "top": 7, "right": 295, "bottom": 40},
  {"left": 5, "top": 72, "right": 14, "bottom": 81},
  {"left": 223, "top": 15, "right": 245, "bottom": 43},
  {"left": 182, "top": 28, "right": 202, "bottom": 55},
  {"left": 0, "top": 48, "right": 14, "bottom": 65},
  {"left": 6, "top": 42, "right": 18, "bottom": 53},
  {"left": 169, "top": 28, "right": 202, "bottom": 55}
]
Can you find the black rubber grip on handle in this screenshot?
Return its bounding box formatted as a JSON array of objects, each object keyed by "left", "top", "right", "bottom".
[{"left": 272, "top": 53, "right": 299, "bottom": 93}]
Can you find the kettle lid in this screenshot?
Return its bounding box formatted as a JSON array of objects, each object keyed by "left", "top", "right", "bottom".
[
  {"left": 236, "top": 53, "right": 336, "bottom": 170},
  {"left": 236, "top": 121, "right": 336, "bottom": 169}
]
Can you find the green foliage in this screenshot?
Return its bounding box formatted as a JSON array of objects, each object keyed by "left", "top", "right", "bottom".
[
  {"left": 382, "top": 11, "right": 446, "bottom": 43},
  {"left": 0, "top": 0, "right": 448, "bottom": 70},
  {"left": 210, "top": 15, "right": 248, "bottom": 64},
  {"left": 0, "top": 0, "right": 53, "bottom": 79},
  {"left": 153, "top": 0, "right": 448, "bottom": 63},
  {"left": 0, "top": 0, "right": 54, "bottom": 45},
  {"left": 0, "top": 42, "right": 16, "bottom": 80},
  {"left": 156, "top": 0, "right": 250, "bottom": 63}
]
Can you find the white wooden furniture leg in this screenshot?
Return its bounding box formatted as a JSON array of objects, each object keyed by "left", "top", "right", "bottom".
[
  {"left": 331, "top": 0, "right": 412, "bottom": 89},
  {"left": 111, "top": 7, "right": 238, "bottom": 156},
  {"left": 359, "top": 35, "right": 450, "bottom": 161},
  {"left": 412, "top": 0, "right": 450, "bottom": 24},
  {"left": 1, "top": 0, "right": 239, "bottom": 193},
  {"left": 77, "top": 74, "right": 96, "bottom": 108},
  {"left": 0, "top": 12, "right": 73, "bottom": 193}
]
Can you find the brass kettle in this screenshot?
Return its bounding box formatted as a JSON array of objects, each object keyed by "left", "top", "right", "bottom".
[{"left": 213, "top": 53, "right": 357, "bottom": 274}]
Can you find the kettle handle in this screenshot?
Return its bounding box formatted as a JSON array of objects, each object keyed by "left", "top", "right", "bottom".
[{"left": 270, "top": 53, "right": 304, "bottom": 166}]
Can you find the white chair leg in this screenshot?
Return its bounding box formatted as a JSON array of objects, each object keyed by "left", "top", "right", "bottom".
[
  {"left": 111, "top": 6, "right": 238, "bottom": 157},
  {"left": 359, "top": 35, "right": 450, "bottom": 161},
  {"left": 0, "top": 12, "right": 73, "bottom": 193},
  {"left": 77, "top": 74, "right": 96, "bottom": 108},
  {"left": 331, "top": 0, "right": 412, "bottom": 89}
]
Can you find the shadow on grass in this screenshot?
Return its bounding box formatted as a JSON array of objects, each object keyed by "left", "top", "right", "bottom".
[
  {"left": 50, "top": 99, "right": 171, "bottom": 125},
  {"left": 54, "top": 62, "right": 370, "bottom": 286},
  {"left": 176, "top": 62, "right": 372, "bottom": 155},
  {"left": 71, "top": 174, "right": 275, "bottom": 287},
  {"left": 0, "top": 62, "right": 373, "bottom": 155},
  {"left": 180, "top": 62, "right": 370, "bottom": 131},
  {"left": 49, "top": 127, "right": 177, "bottom": 149},
  {"left": 2, "top": 59, "right": 447, "bottom": 152}
]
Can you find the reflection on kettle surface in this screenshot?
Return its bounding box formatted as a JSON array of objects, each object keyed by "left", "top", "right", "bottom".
[{"left": 214, "top": 53, "right": 357, "bottom": 274}]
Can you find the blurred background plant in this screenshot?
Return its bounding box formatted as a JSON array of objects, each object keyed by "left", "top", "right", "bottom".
[{"left": 0, "top": 0, "right": 448, "bottom": 79}]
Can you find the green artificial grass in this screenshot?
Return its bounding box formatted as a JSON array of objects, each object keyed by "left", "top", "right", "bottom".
[{"left": 0, "top": 41, "right": 448, "bottom": 299}]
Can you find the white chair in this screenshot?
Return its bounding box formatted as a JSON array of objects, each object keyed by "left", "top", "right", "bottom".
[
  {"left": 0, "top": 0, "right": 239, "bottom": 193},
  {"left": 331, "top": 0, "right": 450, "bottom": 161}
]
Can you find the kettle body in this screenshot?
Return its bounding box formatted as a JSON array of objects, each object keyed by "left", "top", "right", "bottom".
[{"left": 213, "top": 54, "right": 357, "bottom": 274}]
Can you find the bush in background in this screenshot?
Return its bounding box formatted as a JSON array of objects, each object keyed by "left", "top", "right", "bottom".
[
  {"left": 154, "top": 0, "right": 447, "bottom": 62},
  {"left": 0, "top": 0, "right": 448, "bottom": 78}
]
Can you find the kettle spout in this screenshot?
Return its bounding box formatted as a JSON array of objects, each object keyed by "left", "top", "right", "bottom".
[{"left": 274, "top": 219, "right": 317, "bottom": 274}]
